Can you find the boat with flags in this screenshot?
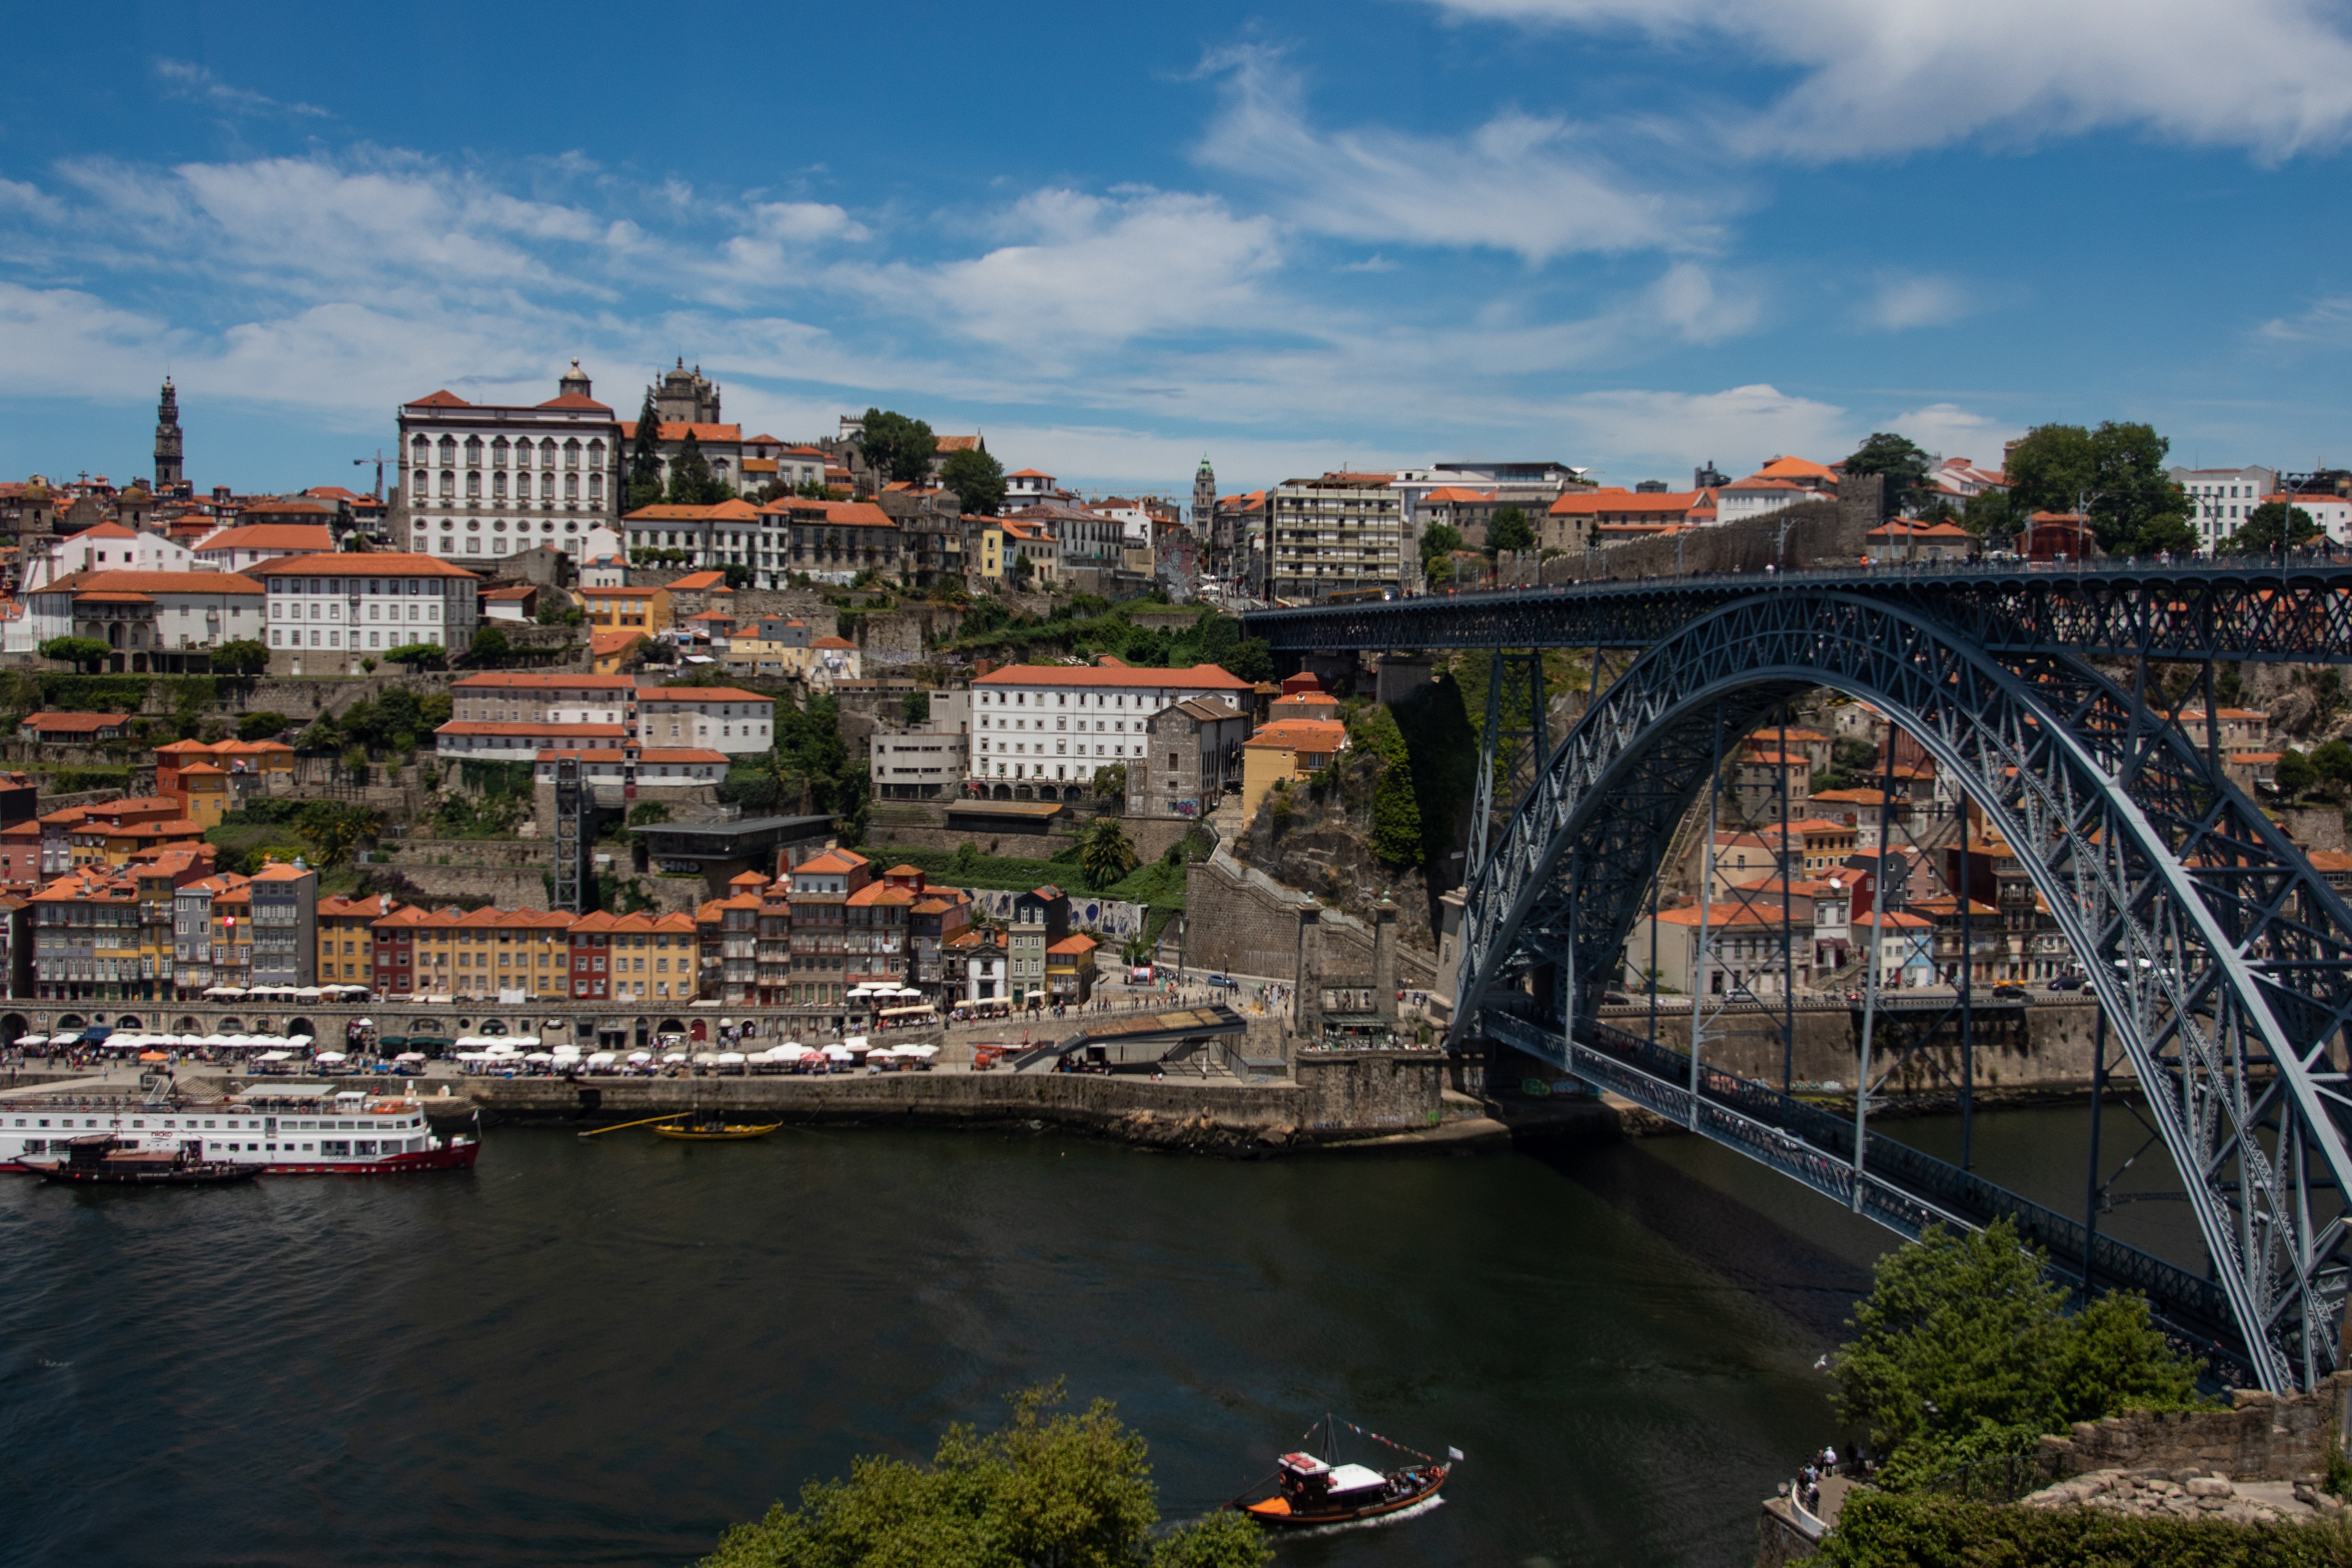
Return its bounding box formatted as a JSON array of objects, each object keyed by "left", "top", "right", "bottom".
[{"left": 1227, "top": 1414, "right": 1456, "bottom": 1529}]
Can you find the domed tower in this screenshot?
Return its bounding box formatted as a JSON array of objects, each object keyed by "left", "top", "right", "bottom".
[
  {"left": 557, "top": 358, "right": 594, "bottom": 401},
  {"left": 154, "top": 377, "right": 184, "bottom": 490}
]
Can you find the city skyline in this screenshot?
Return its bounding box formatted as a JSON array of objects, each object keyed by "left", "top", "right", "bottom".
[{"left": 4, "top": 0, "right": 2352, "bottom": 495}]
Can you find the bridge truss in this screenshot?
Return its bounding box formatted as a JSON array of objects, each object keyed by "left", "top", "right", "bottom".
[{"left": 1252, "top": 570, "right": 2352, "bottom": 1392}]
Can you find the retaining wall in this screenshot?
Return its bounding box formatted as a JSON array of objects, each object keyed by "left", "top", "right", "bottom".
[
  {"left": 2039, "top": 1376, "right": 2352, "bottom": 1482},
  {"left": 1186, "top": 850, "right": 1437, "bottom": 986}
]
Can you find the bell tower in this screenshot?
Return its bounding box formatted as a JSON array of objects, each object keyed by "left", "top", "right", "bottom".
[{"left": 154, "top": 377, "right": 184, "bottom": 490}]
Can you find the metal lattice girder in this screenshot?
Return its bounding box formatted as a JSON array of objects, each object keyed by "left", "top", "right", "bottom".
[
  {"left": 1450, "top": 589, "right": 2352, "bottom": 1394},
  {"left": 1246, "top": 559, "right": 2352, "bottom": 664}
]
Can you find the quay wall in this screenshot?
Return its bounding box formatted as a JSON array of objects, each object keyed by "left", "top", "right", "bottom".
[
  {"left": 1186, "top": 851, "right": 1439, "bottom": 988},
  {"left": 457, "top": 1049, "right": 1448, "bottom": 1148},
  {"left": 2037, "top": 1377, "right": 2352, "bottom": 1483}
]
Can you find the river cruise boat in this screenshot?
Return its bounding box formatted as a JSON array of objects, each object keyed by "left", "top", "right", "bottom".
[
  {"left": 1, "top": 1086, "right": 479, "bottom": 1176},
  {"left": 1229, "top": 1416, "right": 1453, "bottom": 1529},
  {"left": 41, "top": 1134, "right": 257, "bottom": 1187}
]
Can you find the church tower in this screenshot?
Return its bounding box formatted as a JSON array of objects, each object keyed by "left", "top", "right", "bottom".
[
  {"left": 154, "top": 377, "right": 184, "bottom": 490},
  {"left": 1192, "top": 453, "right": 1215, "bottom": 532}
]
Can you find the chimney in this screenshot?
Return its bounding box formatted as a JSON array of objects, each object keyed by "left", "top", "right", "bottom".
[{"left": 1373, "top": 898, "right": 1399, "bottom": 1023}]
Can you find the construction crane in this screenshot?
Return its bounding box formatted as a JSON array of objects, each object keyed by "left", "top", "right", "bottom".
[{"left": 352, "top": 449, "right": 388, "bottom": 502}]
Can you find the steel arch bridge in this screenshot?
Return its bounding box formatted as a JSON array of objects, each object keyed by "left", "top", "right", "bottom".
[{"left": 1246, "top": 561, "right": 2352, "bottom": 1393}]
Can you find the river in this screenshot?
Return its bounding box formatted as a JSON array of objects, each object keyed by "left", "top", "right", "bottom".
[{"left": 0, "top": 1114, "right": 2024, "bottom": 1568}]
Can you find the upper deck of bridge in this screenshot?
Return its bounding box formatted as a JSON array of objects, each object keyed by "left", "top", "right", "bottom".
[{"left": 1242, "top": 553, "right": 2352, "bottom": 662}]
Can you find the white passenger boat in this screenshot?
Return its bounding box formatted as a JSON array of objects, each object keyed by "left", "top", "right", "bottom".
[{"left": 0, "top": 1085, "right": 480, "bottom": 1176}]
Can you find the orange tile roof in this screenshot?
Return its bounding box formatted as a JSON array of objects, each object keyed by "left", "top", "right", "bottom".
[
  {"left": 975, "top": 662, "right": 1250, "bottom": 691},
  {"left": 1246, "top": 718, "right": 1349, "bottom": 750},
  {"left": 454, "top": 672, "right": 635, "bottom": 689},
  {"left": 619, "top": 421, "right": 742, "bottom": 444},
  {"left": 21, "top": 711, "right": 130, "bottom": 731},
  {"left": 193, "top": 524, "right": 336, "bottom": 554},
  {"left": 620, "top": 500, "right": 760, "bottom": 522},
  {"left": 251, "top": 553, "right": 478, "bottom": 579},
  {"left": 36, "top": 569, "right": 264, "bottom": 596},
  {"left": 640, "top": 686, "right": 772, "bottom": 704},
  {"left": 667, "top": 570, "right": 729, "bottom": 590}
]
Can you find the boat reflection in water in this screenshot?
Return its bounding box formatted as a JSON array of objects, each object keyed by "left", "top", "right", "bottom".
[{"left": 1229, "top": 1415, "right": 1455, "bottom": 1530}]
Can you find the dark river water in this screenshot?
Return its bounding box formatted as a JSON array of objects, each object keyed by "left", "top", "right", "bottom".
[{"left": 0, "top": 1113, "right": 2003, "bottom": 1568}]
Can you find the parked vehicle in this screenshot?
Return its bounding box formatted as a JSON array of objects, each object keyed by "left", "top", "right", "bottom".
[
  {"left": 2048, "top": 974, "right": 2088, "bottom": 991},
  {"left": 1992, "top": 983, "right": 2034, "bottom": 1001}
]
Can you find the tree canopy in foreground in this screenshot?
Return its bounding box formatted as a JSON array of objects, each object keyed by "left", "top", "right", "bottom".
[
  {"left": 701, "top": 1382, "right": 1271, "bottom": 1568},
  {"left": 1830, "top": 1219, "right": 2204, "bottom": 1490}
]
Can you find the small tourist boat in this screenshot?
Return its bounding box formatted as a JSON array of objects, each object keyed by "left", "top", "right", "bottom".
[
  {"left": 652, "top": 1115, "right": 782, "bottom": 1141},
  {"left": 37, "top": 1134, "right": 257, "bottom": 1187},
  {"left": 1228, "top": 1415, "right": 1454, "bottom": 1529}
]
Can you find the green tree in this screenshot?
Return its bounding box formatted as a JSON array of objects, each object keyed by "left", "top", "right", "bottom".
[
  {"left": 667, "top": 430, "right": 718, "bottom": 505},
  {"left": 1959, "top": 486, "right": 2020, "bottom": 540},
  {"left": 700, "top": 1383, "right": 1269, "bottom": 1568},
  {"left": 1352, "top": 704, "right": 1424, "bottom": 866},
  {"left": 1831, "top": 1219, "right": 2202, "bottom": 1487},
  {"left": 627, "top": 392, "right": 666, "bottom": 511},
  {"left": 1419, "top": 522, "right": 1464, "bottom": 571},
  {"left": 211, "top": 638, "right": 271, "bottom": 677},
  {"left": 1217, "top": 637, "right": 1273, "bottom": 685},
  {"left": 39, "top": 637, "right": 110, "bottom": 672},
  {"left": 237, "top": 710, "right": 291, "bottom": 741},
  {"left": 471, "top": 625, "right": 511, "bottom": 660},
  {"left": 941, "top": 447, "right": 1008, "bottom": 514},
  {"left": 2275, "top": 747, "right": 2318, "bottom": 798},
  {"left": 2005, "top": 422, "right": 2193, "bottom": 556},
  {"left": 901, "top": 690, "right": 931, "bottom": 725},
  {"left": 383, "top": 641, "right": 445, "bottom": 670},
  {"left": 1077, "top": 816, "right": 1140, "bottom": 888},
  {"left": 1090, "top": 762, "right": 1127, "bottom": 802},
  {"left": 2316, "top": 740, "right": 2352, "bottom": 792},
  {"left": 859, "top": 407, "right": 937, "bottom": 487},
  {"left": 1486, "top": 505, "right": 1535, "bottom": 555},
  {"left": 1842, "top": 432, "right": 1935, "bottom": 519},
  {"left": 721, "top": 564, "right": 754, "bottom": 590},
  {"left": 2223, "top": 499, "right": 2322, "bottom": 554},
  {"left": 298, "top": 802, "right": 380, "bottom": 868}
]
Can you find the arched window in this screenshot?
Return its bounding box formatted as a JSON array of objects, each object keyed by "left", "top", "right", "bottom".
[
  {"left": 493, "top": 472, "right": 507, "bottom": 499},
  {"left": 466, "top": 471, "right": 481, "bottom": 498},
  {"left": 464, "top": 437, "right": 483, "bottom": 467},
  {"left": 539, "top": 472, "right": 554, "bottom": 500},
  {"left": 410, "top": 435, "right": 429, "bottom": 460},
  {"left": 588, "top": 440, "right": 605, "bottom": 464},
  {"left": 564, "top": 439, "right": 581, "bottom": 469},
  {"left": 540, "top": 439, "right": 557, "bottom": 467},
  {"left": 565, "top": 473, "right": 579, "bottom": 500},
  {"left": 491, "top": 438, "right": 508, "bottom": 468},
  {"left": 439, "top": 471, "right": 456, "bottom": 498},
  {"left": 588, "top": 473, "right": 604, "bottom": 502},
  {"left": 413, "top": 469, "right": 429, "bottom": 498},
  {"left": 438, "top": 436, "right": 456, "bottom": 462}
]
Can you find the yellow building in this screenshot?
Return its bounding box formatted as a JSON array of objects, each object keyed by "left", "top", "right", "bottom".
[
  {"left": 176, "top": 762, "right": 233, "bottom": 829},
  {"left": 577, "top": 585, "right": 672, "bottom": 637},
  {"left": 977, "top": 524, "right": 1004, "bottom": 581},
  {"left": 318, "top": 894, "right": 400, "bottom": 986},
  {"left": 395, "top": 905, "right": 574, "bottom": 1001},
  {"left": 1046, "top": 933, "right": 1097, "bottom": 1005},
  {"left": 1237, "top": 719, "right": 1348, "bottom": 828},
  {"left": 590, "top": 628, "right": 647, "bottom": 674}
]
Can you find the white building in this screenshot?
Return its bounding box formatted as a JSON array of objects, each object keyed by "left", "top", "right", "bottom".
[
  {"left": 17, "top": 568, "right": 268, "bottom": 666},
  {"left": 436, "top": 721, "right": 627, "bottom": 760},
  {"left": 398, "top": 361, "right": 622, "bottom": 564},
  {"left": 2263, "top": 489, "right": 2352, "bottom": 545},
  {"left": 969, "top": 659, "right": 1253, "bottom": 797},
  {"left": 450, "top": 673, "right": 634, "bottom": 724},
  {"left": 530, "top": 747, "right": 729, "bottom": 787},
  {"left": 254, "top": 553, "right": 480, "bottom": 657},
  {"left": 20, "top": 521, "right": 197, "bottom": 593},
  {"left": 634, "top": 685, "right": 774, "bottom": 754},
  {"left": 621, "top": 499, "right": 765, "bottom": 578},
  {"left": 2169, "top": 466, "right": 2280, "bottom": 550}
]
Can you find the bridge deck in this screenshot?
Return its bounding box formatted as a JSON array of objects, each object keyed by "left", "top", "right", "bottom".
[{"left": 1481, "top": 1004, "right": 2251, "bottom": 1385}]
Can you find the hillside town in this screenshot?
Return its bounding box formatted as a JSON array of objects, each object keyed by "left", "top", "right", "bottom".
[{"left": 0, "top": 361, "right": 2338, "bottom": 1060}]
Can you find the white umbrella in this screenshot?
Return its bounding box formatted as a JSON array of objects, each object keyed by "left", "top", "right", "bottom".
[
  {"left": 202, "top": 1033, "right": 233, "bottom": 1047},
  {"left": 524, "top": 1051, "right": 554, "bottom": 1063},
  {"left": 358, "top": 1018, "right": 375, "bottom": 1027},
  {"left": 717, "top": 1051, "right": 745, "bottom": 1065},
  {"left": 315, "top": 1050, "right": 347, "bottom": 1063},
  {"left": 661, "top": 1051, "right": 688, "bottom": 1063},
  {"left": 897, "top": 1044, "right": 940, "bottom": 1058},
  {"left": 587, "top": 1052, "right": 618, "bottom": 1066},
  {"left": 288, "top": 1034, "right": 313, "bottom": 1047},
  {"left": 394, "top": 1052, "right": 426, "bottom": 1063},
  {"left": 294, "top": 987, "right": 323, "bottom": 998},
  {"left": 842, "top": 1036, "right": 871, "bottom": 1053},
  {"left": 824, "top": 1045, "right": 854, "bottom": 1061},
  {"left": 627, "top": 1050, "right": 652, "bottom": 1063}
]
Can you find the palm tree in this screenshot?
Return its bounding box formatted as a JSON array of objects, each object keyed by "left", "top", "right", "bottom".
[{"left": 1077, "top": 816, "right": 1139, "bottom": 888}]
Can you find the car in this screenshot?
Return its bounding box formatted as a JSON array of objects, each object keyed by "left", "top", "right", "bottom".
[
  {"left": 2047, "top": 974, "right": 2088, "bottom": 991},
  {"left": 1992, "top": 983, "right": 2034, "bottom": 1002},
  {"left": 1602, "top": 991, "right": 1632, "bottom": 1006},
  {"left": 1205, "top": 973, "right": 1239, "bottom": 990}
]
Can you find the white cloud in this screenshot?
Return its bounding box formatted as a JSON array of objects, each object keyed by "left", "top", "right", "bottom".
[
  {"left": 1875, "top": 401, "right": 2021, "bottom": 463},
  {"left": 153, "top": 58, "right": 328, "bottom": 119},
  {"left": 867, "top": 187, "right": 1283, "bottom": 352},
  {"left": 1426, "top": 0, "right": 2352, "bottom": 159},
  {"left": 1858, "top": 274, "right": 1974, "bottom": 331},
  {"left": 1194, "top": 43, "right": 1714, "bottom": 262},
  {"left": 1649, "top": 261, "right": 1760, "bottom": 342},
  {"left": 1556, "top": 383, "right": 1850, "bottom": 480}
]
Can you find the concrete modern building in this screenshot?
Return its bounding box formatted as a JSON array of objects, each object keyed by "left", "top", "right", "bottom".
[
  {"left": 2169, "top": 466, "right": 2279, "bottom": 550},
  {"left": 1265, "top": 473, "right": 1406, "bottom": 602}
]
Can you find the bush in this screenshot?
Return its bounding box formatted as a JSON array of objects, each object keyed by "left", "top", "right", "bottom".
[
  {"left": 2277, "top": 747, "right": 2318, "bottom": 798},
  {"left": 458, "top": 759, "right": 536, "bottom": 797},
  {"left": 471, "top": 625, "right": 511, "bottom": 658},
  {"left": 51, "top": 766, "right": 131, "bottom": 794},
  {"left": 1351, "top": 705, "right": 1423, "bottom": 867},
  {"left": 383, "top": 641, "right": 445, "bottom": 669},
  {"left": 627, "top": 801, "right": 671, "bottom": 826},
  {"left": 238, "top": 710, "right": 291, "bottom": 742},
  {"left": 211, "top": 639, "right": 270, "bottom": 677},
  {"left": 39, "top": 636, "right": 111, "bottom": 672},
  {"left": 1819, "top": 1491, "right": 2352, "bottom": 1568}
]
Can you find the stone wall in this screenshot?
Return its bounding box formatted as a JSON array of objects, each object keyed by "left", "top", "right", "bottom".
[
  {"left": 2039, "top": 1376, "right": 2352, "bottom": 1482},
  {"left": 1292, "top": 1049, "right": 1445, "bottom": 1131},
  {"left": 1187, "top": 850, "right": 1436, "bottom": 987},
  {"left": 1537, "top": 489, "right": 1876, "bottom": 587}
]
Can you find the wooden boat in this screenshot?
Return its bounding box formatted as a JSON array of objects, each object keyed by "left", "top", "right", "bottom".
[
  {"left": 652, "top": 1116, "right": 782, "bottom": 1142},
  {"left": 1229, "top": 1415, "right": 1453, "bottom": 1529},
  {"left": 37, "top": 1134, "right": 258, "bottom": 1187}
]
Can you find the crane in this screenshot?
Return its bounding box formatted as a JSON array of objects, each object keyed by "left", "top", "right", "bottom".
[{"left": 352, "top": 449, "right": 388, "bottom": 502}]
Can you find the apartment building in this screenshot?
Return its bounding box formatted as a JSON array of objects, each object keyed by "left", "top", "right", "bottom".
[
  {"left": 1265, "top": 473, "right": 1406, "bottom": 602},
  {"left": 254, "top": 552, "right": 481, "bottom": 659},
  {"left": 970, "top": 659, "right": 1253, "bottom": 798}
]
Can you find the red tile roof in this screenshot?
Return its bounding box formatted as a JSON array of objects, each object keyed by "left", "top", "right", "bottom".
[{"left": 251, "top": 553, "right": 479, "bottom": 579}]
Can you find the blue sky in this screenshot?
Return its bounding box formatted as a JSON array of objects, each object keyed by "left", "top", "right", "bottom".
[{"left": 5, "top": 0, "right": 2352, "bottom": 499}]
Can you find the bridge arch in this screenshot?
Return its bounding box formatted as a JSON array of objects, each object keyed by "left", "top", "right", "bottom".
[{"left": 1455, "top": 589, "right": 2352, "bottom": 1392}]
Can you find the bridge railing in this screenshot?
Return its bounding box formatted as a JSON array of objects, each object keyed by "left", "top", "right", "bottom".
[{"left": 1480, "top": 1001, "right": 2245, "bottom": 1371}]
